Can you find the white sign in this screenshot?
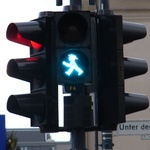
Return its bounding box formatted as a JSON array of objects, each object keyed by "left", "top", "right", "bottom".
[
  {"left": 141, "top": 135, "right": 150, "bottom": 140},
  {"left": 115, "top": 120, "right": 150, "bottom": 135}
]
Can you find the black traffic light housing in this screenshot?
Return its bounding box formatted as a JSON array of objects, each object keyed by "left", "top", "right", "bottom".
[
  {"left": 96, "top": 14, "right": 149, "bottom": 131},
  {"left": 6, "top": 16, "right": 58, "bottom": 132},
  {"left": 55, "top": 11, "right": 92, "bottom": 85},
  {"left": 96, "top": 15, "right": 125, "bottom": 130},
  {"left": 123, "top": 21, "right": 149, "bottom": 115},
  {"left": 54, "top": 11, "right": 93, "bottom": 129}
]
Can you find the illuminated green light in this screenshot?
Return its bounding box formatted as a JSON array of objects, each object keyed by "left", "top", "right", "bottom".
[
  {"left": 59, "top": 50, "right": 88, "bottom": 82},
  {"left": 62, "top": 54, "right": 83, "bottom": 76}
]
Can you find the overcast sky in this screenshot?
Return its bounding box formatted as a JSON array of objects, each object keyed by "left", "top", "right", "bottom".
[{"left": 0, "top": 0, "right": 70, "bottom": 141}]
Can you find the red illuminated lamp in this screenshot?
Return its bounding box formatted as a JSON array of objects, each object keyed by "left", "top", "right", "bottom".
[
  {"left": 6, "top": 22, "right": 43, "bottom": 50},
  {"left": 26, "top": 57, "right": 38, "bottom": 62}
]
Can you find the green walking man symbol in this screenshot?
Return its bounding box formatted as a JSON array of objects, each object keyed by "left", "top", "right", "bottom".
[{"left": 62, "top": 54, "right": 83, "bottom": 76}]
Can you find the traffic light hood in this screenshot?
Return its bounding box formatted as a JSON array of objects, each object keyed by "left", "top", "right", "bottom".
[
  {"left": 125, "top": 93, "right": 149, "bottom": 114},
  {"left": 6, "top": 21, "right": 45, "bottom": 50},
  {"left": 7, "top": 93, "right": 45, "bottom": 119},
  {"left": 124, "top": 57, "right": 148, "bottom": 79},
  {"left": 123, "top": 21, "right": 147, "bottom": 44}
]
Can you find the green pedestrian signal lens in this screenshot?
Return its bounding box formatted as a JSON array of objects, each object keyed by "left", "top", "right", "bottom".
[
  {"left": 62, "top": 54, "right": 83, "bottom": 76},
  {"left": 59, "top": 50, "right": 88, "bottom": 83}
]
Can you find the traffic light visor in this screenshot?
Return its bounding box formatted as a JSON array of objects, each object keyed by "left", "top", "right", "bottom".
[
  {"left": 125, "top": 93, "right": 149, "bottom": 114},
  {"left": 6, "top": 23, "right": 42, "bottom": 50},
  {"left": 123, "top": 21, "right": 147, "bottom": 44},
  {"left": 7, "top": 57, "right": 44, "bottom": 82},
  {"left": 7, "top": 93, "right": 45, "bottom": 118},
  {"left": 124, "top": 57, "right": 148, "bottom": 79},
  {"left": 58, "top": 13, "right": 88, "bottom": 44}
]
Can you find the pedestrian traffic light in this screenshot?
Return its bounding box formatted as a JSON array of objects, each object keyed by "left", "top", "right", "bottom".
[
  {"left": 6, "top": 16, "right": 58, "bottom": 132},
  {"left": 56, "top": 11, "right": 92, "bottom": 86},
  {"left": 123, "top": 21, "right": 149, "bottom": 115}
]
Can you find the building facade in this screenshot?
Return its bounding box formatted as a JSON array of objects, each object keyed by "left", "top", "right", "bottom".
[{"left": 6, "top": 128, "right": 71, "bottom": 150}]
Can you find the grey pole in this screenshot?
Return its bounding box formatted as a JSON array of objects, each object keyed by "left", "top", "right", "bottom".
[
  {"left": 98, "top": 0, "right": 109, "bottom": 10},
  {"left": 71, "top": 128, "right": 86, "bottom": 150},
  {"left": 101, "top": 131, "right": 114, "bottom": 150}
]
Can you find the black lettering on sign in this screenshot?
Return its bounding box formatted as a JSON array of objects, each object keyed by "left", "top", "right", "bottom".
[
  {"left": 141, "top": 124, "right": 150, "bottom": 130},
  {"left": 119, "top": 124, "right": 138, "bottom": 130}
]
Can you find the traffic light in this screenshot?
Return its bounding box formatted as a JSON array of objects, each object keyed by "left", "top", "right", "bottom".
[
  {"left": 6, "top": 11, "right": 94, "bottom": 132},
  {"left": 56, "top": 11, "right": 92, "bottom": 87},
  {"left": 6, "top": 16, "right": 58, "bottom": 132},
  {"left": 96, "top": 14, "right": 149, "bottom": 131},
  {"left": 96, "top": 15, "right": 125, "bottom": 130},
  {"left": 55, "top": 11, "right": 93, "bottom": 128},
  {"left": 123, "top": 21, "right": 149, "bottom": 115}
]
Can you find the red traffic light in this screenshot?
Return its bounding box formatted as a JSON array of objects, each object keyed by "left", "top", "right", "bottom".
[
  {"left": 6, "top": 15, "right": 59, "bottom": 132},
  {"left": 6, "top": 22, "right": 45, "bottom": 50}
]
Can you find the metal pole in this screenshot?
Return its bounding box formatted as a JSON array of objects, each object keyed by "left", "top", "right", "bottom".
[
  {"left": 98, "top": 0, "right": 109, "bottom": 10},
  {"left": 101, "top": 131, "right": 114, "bottom": 150},
  {"left": 71, "top": 128, "right": 86, "bottom": 150},
  {"left": 97, "top": 0, "right": 113, "bottom": 20},
  {"left": 63, "top": 0, "right": 81, "bottom": 10},
  {"left": 95, "top": 131, "right": 99, "bottom": 150},
  {"left": 56, "top": 0, "right": 62, "bottom": 6},
  {"left": 70, "top": 0, "right": 81, "bottom": 6},
  {"left": 93, "top": 93, "right": 99, "bottom": 150}
]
